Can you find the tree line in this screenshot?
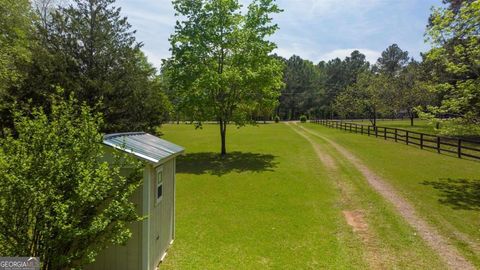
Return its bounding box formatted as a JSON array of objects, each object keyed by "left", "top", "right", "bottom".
[
  {"left": 275, "top": 0, "right": 479, "bottom": 136},
  {"left": 0, "top": 0, "right": 171, "bottom": 136},
  {"left": 0, "top": 0, "right": 478, "bottom": 268},
  {"left": 276, "top": 45, "right": 436, "bottom": 126}
]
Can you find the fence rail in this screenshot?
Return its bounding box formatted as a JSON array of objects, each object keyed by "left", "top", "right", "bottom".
[{"left": 310, "top": 119, "right": 480, "bottom": 160}]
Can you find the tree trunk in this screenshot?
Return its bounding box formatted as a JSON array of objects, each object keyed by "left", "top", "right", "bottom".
[
  {"left": 409, "top": 110, "right": 414, "bottom": 126},
  {"left": 219, "top": 120, "right": 227, "bottom": 156},
  {"left": 371, "top": 108, "right": 377, "bottom": 126},
  {"left": 0, "top": 116, "right": 4, "bottom": 138}
]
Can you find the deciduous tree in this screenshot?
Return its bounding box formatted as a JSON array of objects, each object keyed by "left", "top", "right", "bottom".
[
  {"left": 166, "top": 0, "right": 284, "bottom": 155},
  {"left": 425, "top": 0, "right": 480, "bottom": 134},
  {"left": 0, "top": 94, "right": 142, "bottom": 269},
  {"left": 0, "top": 0, "right": 33, "bottom": 134},
  {"left": 394, "top": 61, "right": 434, "bottom": 126},
  {"left": 335, "top": 71, "right": 389, "bottom": 126}
]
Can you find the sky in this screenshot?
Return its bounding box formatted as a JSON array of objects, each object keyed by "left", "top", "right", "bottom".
[{"left": 117, "top": 0, "right": 442, "bottom": 68}]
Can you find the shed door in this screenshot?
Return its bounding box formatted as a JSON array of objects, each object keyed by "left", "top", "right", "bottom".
[{"left": 151, "top": 162, "right": 174, "bottom": 265}]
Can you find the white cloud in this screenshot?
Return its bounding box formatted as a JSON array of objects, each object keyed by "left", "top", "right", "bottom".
[
  {"left": 277, "top": 0, "right": 383, "bottom": 19},
  {"left": 320, "top": 48, "right": 381, "bottom": 64},
  {"left": 142, "top": 49, "right": 166, "bottom": 70},
  {"left": 126, "top": 10, "right": 176, "bottom": 27},
  {"left": 117, "top": 0, "right": 431, "bottom": 67},
  {"left": 273, "top": 41, "right": 321, "bottom": 61}
]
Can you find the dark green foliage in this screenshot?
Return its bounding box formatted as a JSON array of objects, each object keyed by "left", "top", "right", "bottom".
[
  {"left": 278, "top": 55, "right": 324, "bottom": 120},
  {"left": 335, "top": 71, "right": 390, "bottom": 125},
  {"left": 322, "top": 51, "right": 370, "bottom": 117},
  {"left": 277, "top": 50, "right": 369, "bottom": 120},
  {"left": 300, "top": 115, "right": 307, "bottom": 123},
  {"left": 6, "top": 0, "right": 171, "bottom": 133},
  {"left": 274, "top": 115, "right": 280, "bottom": 123},
  {"left": 393, "top": 61, "right": 434, "bottom": 126},
  {"left": 375, "top": 44, "right": 410, "bottom": 76},
  {"left": 0, "top": 94, "right": 142, "bottom": 269}
]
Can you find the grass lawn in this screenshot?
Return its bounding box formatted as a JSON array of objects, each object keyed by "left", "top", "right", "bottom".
[
  {"left": 303, "top": 122, "right": 480, "bottom": 267},
  {"left": 349, "top": 119, "right": 438, "bottom": 134},
  {"left": 159, "top": 123, "right": 367, "bottom": 269},
  {"left": 158, "top": 123, "right": 449, "bottom": 269}
]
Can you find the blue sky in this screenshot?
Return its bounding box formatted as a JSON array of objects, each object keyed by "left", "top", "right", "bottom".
[{"left": 117, "top": 0, "right": 441, "bottom": 68}]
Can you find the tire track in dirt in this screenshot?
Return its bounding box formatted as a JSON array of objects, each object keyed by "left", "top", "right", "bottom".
[
  {"left": 297, "top": 123, "right": 475, "bottom": 270},
  {"left": 287, "top": 122, "right": 386, "bottom": 270}
]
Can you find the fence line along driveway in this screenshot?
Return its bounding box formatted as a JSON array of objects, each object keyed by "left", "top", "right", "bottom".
[{"left": 311, "top": 120, "right": 480, "bottom": 161}]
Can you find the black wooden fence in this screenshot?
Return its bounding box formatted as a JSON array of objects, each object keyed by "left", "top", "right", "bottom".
[{"left": 310, "top": 119, "right": 480, "bottom": 160}]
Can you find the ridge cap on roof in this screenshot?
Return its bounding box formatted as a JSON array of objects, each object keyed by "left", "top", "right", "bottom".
[
  {"left": 102, "top": 132, "right": 184, "bottom": 164},
  {"left": 104, "top": 132, "right": 146, "bottom": 140}
]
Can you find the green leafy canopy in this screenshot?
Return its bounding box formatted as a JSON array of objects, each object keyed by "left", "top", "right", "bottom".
[
  {"left": 164, "top": 0, "right": 284, "bottom": 154},
  {"left": 425, "top": 0, "right": 480, "bottom": 133},
  {"left": 0, "top": 93, "right": 143, "bottom": 269}
]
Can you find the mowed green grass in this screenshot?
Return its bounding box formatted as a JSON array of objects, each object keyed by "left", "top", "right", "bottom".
[
  {"left": 159, "top": 124, "right": 367, "bottom": 269},
  {"left": 350, "top": 119, "right": 437, "bottom": 134},
  {"left": 304, "top": 122, "right": 480, "bottom": 267},
  {"left": 158, "top": 123, "right": 448, "bottom": 269}
]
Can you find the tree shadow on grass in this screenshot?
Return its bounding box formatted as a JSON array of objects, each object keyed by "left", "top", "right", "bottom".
[
  {"left": 177, "top": 151, "right": 278, "bottom": 176},
  {"left": 422, "top": 178, "right": 480, "bottom": 211}
]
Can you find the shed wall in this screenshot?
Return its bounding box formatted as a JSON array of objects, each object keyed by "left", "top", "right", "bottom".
[
  {"left": 84, "top": 154, "right": 177, "bottom": 270},
  {"left": 149, "top": 159, "right": 175, "bottom": 269},
  {"left": 84, "top": 169, "right": 144, "bottom": 270}
]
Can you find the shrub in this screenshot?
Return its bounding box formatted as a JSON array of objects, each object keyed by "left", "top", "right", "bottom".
[
  {"left": 300, "top": 115, "right": 307, "bottom": 123},
  {"left": 274, "top": 115, "right": 280, "bottom": 123},
  {"left": 0, "top": 94, "right": 143, "bottom": 269}
]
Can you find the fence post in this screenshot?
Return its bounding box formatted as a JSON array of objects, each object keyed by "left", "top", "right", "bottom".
[
  {"left": 368, "top": 126, "right": 371, "bottom": 136},
  {"left": 437, "top": 137, "right": 441, "bottom": 153},
  {"left": 458, "top": 139, "right": 462, "bottom": 158},
  {"left": 420, "top": 134, "right": 424, "bottom": 149},
  {"left": 375, "top": 126, "right": 378, "bottom": 137},
  {"left": 350, "top": 123, "right": 352, "bottom": 132},
  {"left": 406, "top": 131, "right": 409, "bottom": 145},
  {"left": 384, "top": 128, "right": 387, "bottom": 140},
  {"left": 395, "top": 129, "right": 398, "bottom": 142}
]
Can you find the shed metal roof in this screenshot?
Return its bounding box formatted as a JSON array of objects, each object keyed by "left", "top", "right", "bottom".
[{"left": 103, "top": 132, "right": 184, "bottom": 164}]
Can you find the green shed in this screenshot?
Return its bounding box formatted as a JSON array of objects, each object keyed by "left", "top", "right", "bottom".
[{"left": 85, "top": 132, "right": 184, "bottom": 270}]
